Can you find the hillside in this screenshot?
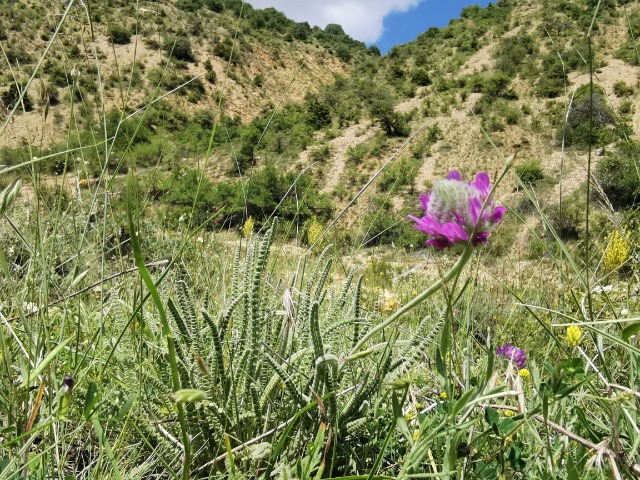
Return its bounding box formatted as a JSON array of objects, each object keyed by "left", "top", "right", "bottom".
[{"left": 2, "top": 0, "right": 640, "bottom": 252}]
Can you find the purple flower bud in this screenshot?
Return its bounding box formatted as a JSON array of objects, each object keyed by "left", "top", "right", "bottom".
[{"left": 496, "top": 343, "right": 527, "bottom": 368}]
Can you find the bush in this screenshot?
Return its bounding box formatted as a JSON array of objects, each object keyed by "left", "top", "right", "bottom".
[
  {"left": 1, "top": 82, "right": 33, "bottom": 112},
  {"left": 613, "top": 81, "right": 634, "bottom": 97},
  {"left": 545, "top": 191, "right": 586, "bottom": 240},
  {"left": 596, "top": 141, "right": 640, "bottom": 208},
  {"left": 163, "top": 35, "right": 194, "bottom": 62},
  {"left": 378, "top": 158, "right": 418, "bottom": 192},
  {"left": 535, "top": 53, "right": 566, "bottom": 98},
  {"left": 108, "top": 24, "right": 131, "bottom": 44},
  {"left": 291, "top": 21, "right": 311, "bottom": 40},
  {"left": 305, "top": 95, "right": 332, "bottom": 130},
  {"left": 563, "top": 85, "right": 615, "bottom": 147},
  {"left": 515, "top": 159, "right": 544, "bottom": 186},
  {"left": 410, "top": 68, "right": 431, "bottom": 86}
]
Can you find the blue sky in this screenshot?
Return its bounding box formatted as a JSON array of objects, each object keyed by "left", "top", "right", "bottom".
[
  {"left": 373, "top": 0, "right": 491, "bottom": 53},
  {"left": 248, "top": 1, "right": 492, "bottom": 52}
]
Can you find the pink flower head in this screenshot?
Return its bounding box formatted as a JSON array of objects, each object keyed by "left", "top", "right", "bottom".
[
  {"left": 496, "top": 343, "right": 527, "bottom": 369},
  {"left": 408, "top": 170, "right": 505, "bottom": 250}
]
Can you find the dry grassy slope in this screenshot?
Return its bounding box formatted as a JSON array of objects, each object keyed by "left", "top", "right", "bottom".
[
  {"left": 0, "top": 0, "right": 350, "bottom": 149},
  {"left": 400, "top": 2, "right": 638, "bottom": 204}
]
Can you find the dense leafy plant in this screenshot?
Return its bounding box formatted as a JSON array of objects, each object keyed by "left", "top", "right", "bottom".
[
  {"left": 108, "top": 23, "right": 131, "bottom": 44},
  {"left": 597, "top": 140, "right": 640, "bottom": 208}
]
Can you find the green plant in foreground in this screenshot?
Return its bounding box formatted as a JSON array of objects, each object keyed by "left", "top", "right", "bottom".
[{"left": 135, "top": 222, "right": 443, "bottom": 477}]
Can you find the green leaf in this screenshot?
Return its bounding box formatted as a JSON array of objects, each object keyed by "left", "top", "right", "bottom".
[
  {"left": 567, "top": 452, "right": 579, "bottom": 480},
  {"left": 622, "top": 323, "right": 640, "bottom": 342},
  {"left": 0, "top": 250, "right": 9, "bottom": 280},
  {"left": 0, "top": 178, "right": 21, "bottom": 216},
  {"left": 435, "top": 347, "right": 446, "bottom": 381},
  {"left": 173, "top": 388, "right": 207, "bottom": 403},
  {"left": 392, "top": 392, "right": 411, "bottom": 442},
  {"left": 484, "top": 407, "right": 499, "bottom": 435},
  {"left": 83, "top": 381, "right": 100, "bottom": 419},
  {"left": 21, "top": 338, "right": 72, "bottom": 388},
  {"left": 451, "top": 387, "right": 477, "bottom": 417},
  {"left": 474, "top": 461, "right": 497, "bottom": 479},
  {"left": 116, "top": 394, "right": 136, "bottom": 420},
  {"left": 69, "top": 268, "right": 90, "bottom": 291},
  {"left": 498, "top": 418, "right": 517, "bottom": 436}
]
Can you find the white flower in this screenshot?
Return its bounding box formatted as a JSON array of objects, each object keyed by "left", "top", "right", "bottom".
[
  {"left": 24, "top": 302, "right": 39, "bottom": 314},
  {"left": 197, "top": 236, "right": 204, "bottom": 243},
  {"left": 592, "top": 285, "right": 612, "bottom": 294},
  {"left": 621, "top": 308, "right": 629, "bottom": 316}
]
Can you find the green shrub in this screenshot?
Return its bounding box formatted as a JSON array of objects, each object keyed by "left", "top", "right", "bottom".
[
  {"left": 613, "top": 81, "right": 634, "bottom": 97},
  {"left": 535, "top": 53, "right": 566, "bottom": 98},
  {"left": 305, "top": 95, "right": 332, "bottom": 130},
  {"left": 596, "top": 141, "right": 640, "bottom": 208},
  {"left": 620, "top": 100, "right": 633, "bottom": 115},
  {"left": 410, "top": 68, "right": 431, "bottom": 86},
  {"left": 494, "top": 32, "right": 537, "bottom": 76},
  {"left": 616, "top": 12, "right": 640, "bottom": 65},
  {"left": 309, "top": 144, "right": 332, "bottom": 163},
  {"left": 163, "top": 35, "right": 194, "bottom": 62},
  {"left": 1, "top": 82, "right": 33, "bottom": 112},
  {"left": 291, "top": 21, "right": 311, "bottom": 40},
  {"left": 378, "top": 158, "right": 419, "bottom": 192},
  {"left": 108, "top": 24, "right": 131, "bottom": 44},
  {"left": 562, "top": 85, "right": 615, "bottom": 147},
  {"left": 515, "top": 159, "right": 544, "bottom": 186},
  {"left": 545, "top": 190, "right": 586, "bottom": 240}
]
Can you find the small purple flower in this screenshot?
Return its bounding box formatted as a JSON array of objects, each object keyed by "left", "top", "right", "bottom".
[
  {"left": 496, "top": 343, "right": 527, "bottom": 368},
  {"left": 408, "top": 170, "right": 505, "bottom": 250}
]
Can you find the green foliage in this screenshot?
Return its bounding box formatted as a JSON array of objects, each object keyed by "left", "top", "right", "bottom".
[
  {"left": 163, "top": 35, "right": 195, "bottom": 62},
  {"left": 616, "top": 12, "right": 640, "bottom": 65},
  {"left": 291, "top": 21, "right": 311, "bottom": 40},
  {"left": 545, "top": 188, "right": 587, "bottom": 240},
  {"left": 494, "top": 32, "right": 537, "bottom": 77},
  {"left": 562, "top": 85, "right": 617, "bottom": 147},
  {"left": 108, "top": 23, "right": 131, "bottom": 44},
  {"left": 613, "top": 80, "right": 634, "bottom": 97},
  {"left": 410, "top": 68, "right": 431, "bottom": 86},
  {"left": 305, "top": 94, "right": 332, "bottom": 130},
  {"left": 1, "top": 81, "right": 33, "bottom": 112},
  {"left": 515, "top": 159, "right": 544, "bottom": 186},
  {"left": 596, "top": 141, "right": 640, "bottom": 208},
  {"left": 378, "top": 158, "right": 419, "bottom": 192},
  {"left": 535, "top": 52, "right": 567, "bottom": 98}
]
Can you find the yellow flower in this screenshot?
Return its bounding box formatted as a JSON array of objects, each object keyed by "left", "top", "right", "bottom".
[
  {"left": 440, "top": 391, "right": 447, "bottom": 400},
  {"left": 413, "top": 430, "right": 420, "bottom": 442},
  {"left": 603, "top": 230, "right": 630, "bottom": 270},
  {"left": 503, "top": 409, "right": 515, "bottom": 417},
  {"left": 404, "top": 412, "right": 415, "bottom": 421},
  {"left": 306, "top": 216, "right": 323, "bottom": 245},
  {"left": 379, "top": 289, "right": 399, "bottom": 313},
  {"left": 519, "top": 368, "right": 530, "bottom": 379},
  {"left": 566, "top": 325, "right": 583, "bottom": 348},
  {"left": 242, "top": 216, "right": 254, "bottom": 239}
]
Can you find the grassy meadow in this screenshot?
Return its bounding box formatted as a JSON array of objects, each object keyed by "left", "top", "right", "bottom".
[{"left": 1, "top": 0, "right": 640, "bottom": 478}]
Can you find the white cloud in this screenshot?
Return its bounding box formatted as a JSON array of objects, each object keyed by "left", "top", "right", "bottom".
[{"left": 246, "top": 0, "right": 423, "bottom": 43}]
